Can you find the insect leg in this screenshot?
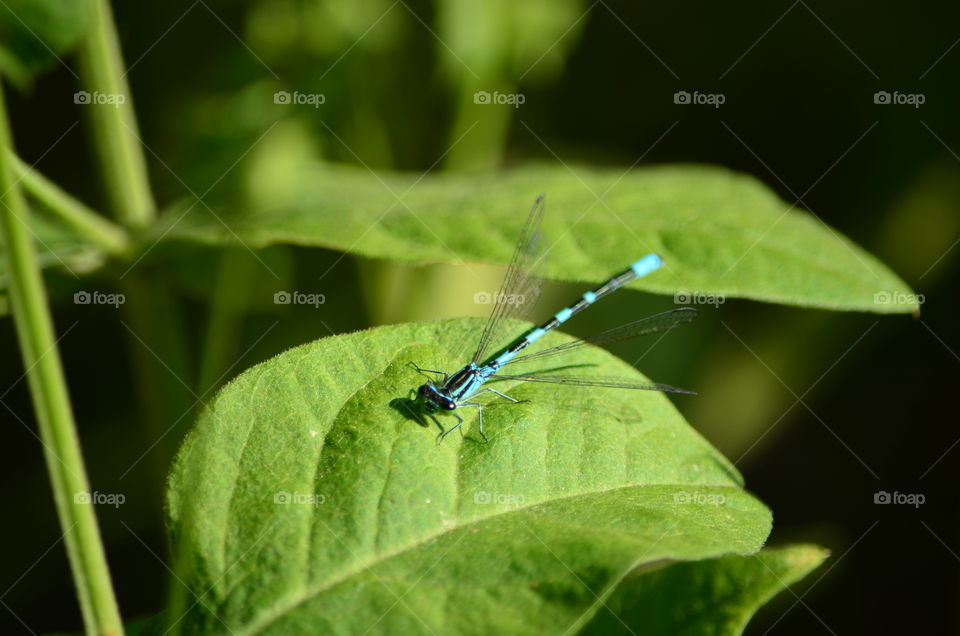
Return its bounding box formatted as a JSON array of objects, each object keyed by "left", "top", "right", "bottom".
[
  {"left": 437, "top": 412, "right": 465, "bottom": 444},
  {"left": 458, "top": 402, "right": 489, "bottom": 443},
  {"left": 474, "top": 387, "right": 524, "bottom": 404},
  {"left": 408, "top": 361, "right": 448, "bottom": 382}
]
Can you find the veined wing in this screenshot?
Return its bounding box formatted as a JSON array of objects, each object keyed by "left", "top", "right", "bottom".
[
  {"left": 489, "top": 372, "right": 695, "bottom": 395},
  {"left": 471, "top": 194, "right": 547, "bottom": 364}
]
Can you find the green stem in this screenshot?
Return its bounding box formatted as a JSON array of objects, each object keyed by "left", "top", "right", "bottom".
[
  {"left": 74, "top": 0, "right": 156, "bottom": 228},
  {"left": 6, "top": 150, "right": 130, "bottom": 254},
  {"left": 0, "top": 83, "right": 124, "bottom": 636},
  {"left": 120, "top": 275, "right": 194, "bottom": 495},
  {"left": 443, "top": 77, "right": 514, "bottom": 171},
  {"left": 73, "top": 0, "right": 194, "bottom": 534},
  {"left": 198, "top": 247, "right": 258, "bottom": 395}
]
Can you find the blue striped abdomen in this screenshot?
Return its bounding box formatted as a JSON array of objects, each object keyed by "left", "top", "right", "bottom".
[{"left": 489, "top": 253, "right": 663, "bottom": 368}]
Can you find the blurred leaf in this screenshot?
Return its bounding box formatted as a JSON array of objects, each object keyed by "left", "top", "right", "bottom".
[
  {"left": 166, "top": 318, "right": 770, "bottom": 634},
  {"left": 0, "top": 206, "right": 105, "bottom": 314},
  {"left": 126, "top": 612, "right": 169, "bottom": 636},
  {"left": 246, "top": 0, "right": 404, "bottom": 60},
  {"left": 157, "top": 161, "right": 919, "bottom": 313},
  {"left": 581, "top": 544, "right": 829, "bottom": 635},
  {"left": 149, "top": 242, "right": 295, "bottom": 312},
  {"left": 436, "top": 0, "right": 587, "bottom": 81},
  {"left": 0, "top": 0, "right": 93, "bottom": 86},
  {"left": 307, "top": 0, "right": 403, "bottom": 53},
  {"left": 877, "top": 159, "right": 960, "bottom": 284},
  {"left": 436, "top": 0, "right": 587, "bottom": 170},
  {"left": 50, "top": 611, "right": 170, "bottom": 636}
]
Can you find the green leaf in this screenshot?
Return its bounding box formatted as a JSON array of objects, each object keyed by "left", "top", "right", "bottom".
[
  {"left": 0, "top": 0, "right": 93, "bottom": 85},
  {"left": 47, "top": 612, "right": 171, "bottom": 636},
  {"left": 166, "top": 318, "right": 771, "bottom": 635},
  {"left": 581, "top": 544, "right": 829, "bottom": 635},
  {"left": 0, "top": 206, "right": 105, "bottom": 309},
  {"left": 157, "top": 161, "right": 918, "bottom": 314},
  {"left": 126, "top": 612, "right": 170, "bottom": 636}
]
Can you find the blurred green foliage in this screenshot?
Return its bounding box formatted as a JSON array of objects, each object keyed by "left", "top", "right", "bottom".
[{"left": 0, "top": 0, "right": 956, "bottom": 634}]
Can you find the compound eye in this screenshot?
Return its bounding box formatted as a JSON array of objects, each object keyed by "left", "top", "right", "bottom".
[
  {"left": 441, "top": 399, "right": 456, "bottom": 410},
  {"left": 418, "top": 384, "right": 431, "bottom": 396}
]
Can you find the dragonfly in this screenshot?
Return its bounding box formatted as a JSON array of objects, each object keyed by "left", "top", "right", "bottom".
[{"left": 411, "top": 194, "right": 697, "bottom": 443}]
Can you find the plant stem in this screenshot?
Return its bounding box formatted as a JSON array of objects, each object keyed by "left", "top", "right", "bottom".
[
  {"left": 6, "top": 150, "right": 130, "bottom": 254},
  {"left": 198, "top": 247, "right": 258, "bottom": 395},
  {"left": 0, "top": 83, "right": 124, "bottom": 636},
  {"left": 119, "top": 274, "right": 195, "bottom": 504},
  {"left": 74, "top": 0, "right": 194, "bottom": 529},
  {"left": 74, "top": 0, "right": 156, "bottom": 229},
  {"left": 443, "top": 78, "right": 513, "bottom": 171}
]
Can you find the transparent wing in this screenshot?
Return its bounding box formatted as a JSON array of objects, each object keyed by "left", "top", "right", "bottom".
[
  {"left": 471, "top": 194, "right": 547, "bottom": 364},
  {"left": 490, "top": 372, "right": 695, "bottom": 395},
  {"left": 502, "top": 308, "right": 698, "bottom": 366}
]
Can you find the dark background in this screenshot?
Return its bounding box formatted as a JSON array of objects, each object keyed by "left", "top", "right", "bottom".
[{"left": 1, "top": 1, "right": 958, "bottom": 634}]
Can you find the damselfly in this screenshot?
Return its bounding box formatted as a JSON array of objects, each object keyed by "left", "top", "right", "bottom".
[{"left": 411, "top": 194, "right": 696, "bottom": 443}]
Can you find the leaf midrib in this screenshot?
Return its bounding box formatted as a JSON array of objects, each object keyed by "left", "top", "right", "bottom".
[
  {"left": 163, "top": 216, "right": 890, "bottom": 290},
  {"left": 235, "top": 480, "right": 747, "bottom": 636}
]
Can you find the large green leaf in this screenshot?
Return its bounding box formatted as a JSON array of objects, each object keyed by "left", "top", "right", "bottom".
[
  {"left": 157, "top": 162, "right": 918, "bottom": 313},
  {"left": 165, "top": 318, "right": 772, "bottom": 635},
  {"left": 95, "top": 548, "right": 829, "bottom": 636},
  {"left": 581, "top": 544, "right": 829, "bottom": 635}
]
